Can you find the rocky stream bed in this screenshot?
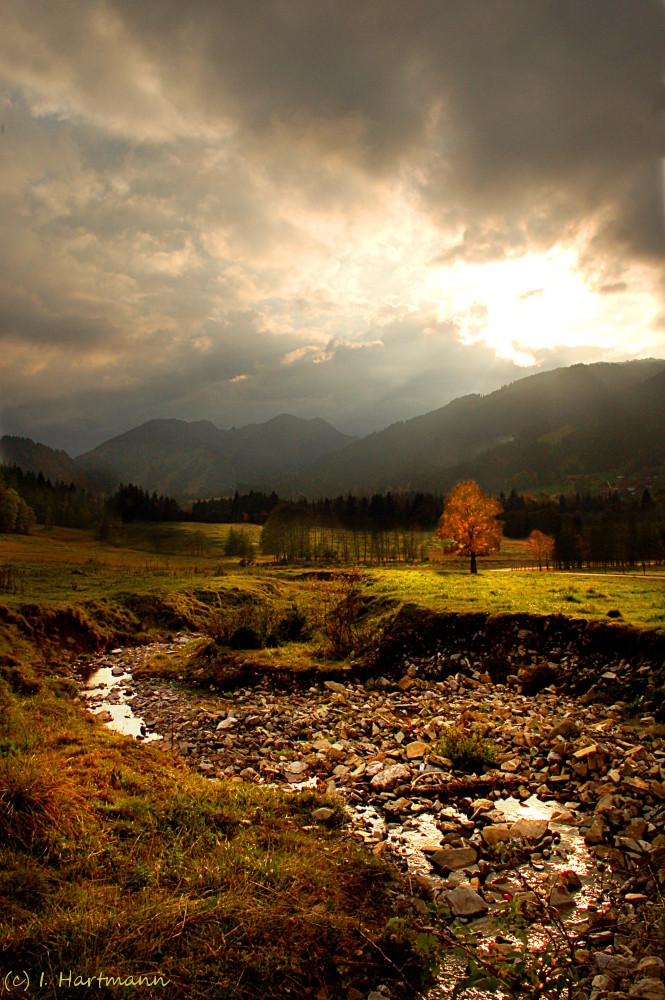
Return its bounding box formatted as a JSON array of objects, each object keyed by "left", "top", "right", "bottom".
[{"left": 76, "top": 621, "right": 665, "bottom": 1000}]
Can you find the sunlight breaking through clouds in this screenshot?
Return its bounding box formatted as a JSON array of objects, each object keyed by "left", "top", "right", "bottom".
[
  {"left": 433, "top": 247, "right": 665, "bottom": 367},
  {"left": 1, "top": 1, "right": 664, "bottom": 451}
]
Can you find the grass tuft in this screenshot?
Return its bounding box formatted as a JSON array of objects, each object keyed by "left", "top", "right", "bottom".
[{"left": 436, "top": 725, "right": 498, "bottom": 773}]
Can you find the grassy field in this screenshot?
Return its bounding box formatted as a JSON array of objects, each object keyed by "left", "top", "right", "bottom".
[
  {"left": 1, "top": 525, "right": 663, "bottom": 630},
  {"left": 371, "top": 565, "right": 665, "bottom": 631}
]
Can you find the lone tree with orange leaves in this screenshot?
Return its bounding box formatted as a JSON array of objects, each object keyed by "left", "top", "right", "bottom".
[
  {"left": 435, "top": 480, "right": 503, "bottom": 574},
  {"left": 527, "top": 529, "right": 555, "bottom": 571}
]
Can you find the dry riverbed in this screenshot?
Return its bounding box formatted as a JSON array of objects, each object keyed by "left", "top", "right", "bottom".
[{"left": 78, "top": 637, "right": 665, "bottom": 1000}]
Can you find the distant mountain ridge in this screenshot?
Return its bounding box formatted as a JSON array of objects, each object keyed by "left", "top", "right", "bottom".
[
  {"left": 271, "top": 358, "right": 665, "bottom": 496},
  {"left": 76, "top": 414, "right": 356, "bottom": 497},
  {"left": 0, "top": 435, "right": 91, "bottom": 490},
  {"left": 5, "top": 360, "right": 665, "bottom": 500}
]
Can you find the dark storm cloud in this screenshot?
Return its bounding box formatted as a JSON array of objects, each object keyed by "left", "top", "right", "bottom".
[
  {"left": 109, "top": 0, "right": 665, "bottom": 249},
  {"left": 1, "top": 0, "right": 665, "bottom": 452},
  {"left": 420, "top": 2, "right": 665, "bottom": 259}
]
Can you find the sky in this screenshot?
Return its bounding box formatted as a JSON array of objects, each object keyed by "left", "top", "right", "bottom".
[{"left": 2, "top": 0, "right": 665, "bottom": 456}]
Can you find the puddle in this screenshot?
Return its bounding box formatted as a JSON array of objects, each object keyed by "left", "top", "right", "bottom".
[
  {"left": 348, "top": 795, "right": 602, "bottom": 999},
  {"left": 80, "top": 654, "right": 163, "bottom": 742}
]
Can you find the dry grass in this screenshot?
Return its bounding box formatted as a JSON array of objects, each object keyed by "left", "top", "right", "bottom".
[{"left": 0, "top": 668, "right": 421, "bottom": 999}]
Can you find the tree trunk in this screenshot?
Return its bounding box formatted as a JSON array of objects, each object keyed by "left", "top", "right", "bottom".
[{"left": 470, "top": 552, "right": 477, "bottom": 574}]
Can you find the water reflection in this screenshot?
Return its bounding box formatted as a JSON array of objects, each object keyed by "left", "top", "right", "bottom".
[
  {"left": 423, "top": 794, "right": 600, "bottom": 999},
  {"left": 81, "top": 661, "right": 162, "bottom": 742}
]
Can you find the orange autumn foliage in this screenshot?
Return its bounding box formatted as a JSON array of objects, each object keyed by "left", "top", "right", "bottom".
[
  {"left": 527, "top": 528, "right": 555, "bottom": 570},
  {"left": 435, "top": 480, "right": 503, "bottom": 574}
]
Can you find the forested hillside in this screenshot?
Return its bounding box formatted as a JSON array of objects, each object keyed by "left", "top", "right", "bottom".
[
  {"left": 77, "top": 415, "right": 355, "bottom": 497},
  {"left": 276, "top": 360, "right": 665, "bottom": 496}
]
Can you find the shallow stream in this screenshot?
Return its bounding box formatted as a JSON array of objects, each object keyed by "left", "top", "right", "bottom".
[{"left": 77, "top": 641, "right": 605, "bottom": 1000}]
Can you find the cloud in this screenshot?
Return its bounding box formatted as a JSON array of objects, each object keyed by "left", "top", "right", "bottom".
[{"left": 1, "top": 1, "right": 665, "bottom": 455}]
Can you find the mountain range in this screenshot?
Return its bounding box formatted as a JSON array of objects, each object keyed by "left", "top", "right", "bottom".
[
  {"left": 273, "top": 358, "right": 665, "bottom": 496},
  {"left": 3, "top": 359, "right": 665, "bottom": 499},
  {"left": 76, "top": 414, "right": 355, "bottom": 497}
]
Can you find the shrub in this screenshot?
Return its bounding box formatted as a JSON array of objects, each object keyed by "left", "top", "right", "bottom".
[
  {"left": 317, "top": 569, "right": 366, "bottom": 657},
  {"left": 224, "top": 527, "right": 254, "bottom": 559},
  {"left": 482, "top": 655, "right": 510, "bottom": 684},
  {"left": 271, "top": 604, "right": 309, "bottom": 644},
  {"left": 436, "top": 725, "right": 497, "bottom": 773},
  {"left": 0, "top": 565, "right": 22, "bottom": 595},
  {"left": 204, "top": 597, "right": 277, "bottom": 648},
  {"left": 228, "top": 625, "right": 262, "bottom": 650}
]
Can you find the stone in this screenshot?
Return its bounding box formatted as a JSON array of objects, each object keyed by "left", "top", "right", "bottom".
[
  {"left": 623, "top": 818, "right": 648, "bottom": 840},
  {"left": 370, "top": 763, "right": 411, "bottom": 792},
  {"left": 445, "top": 885, "right": 489, "bottom": 917},
  {"left": 595, "top": 794, "right": 615, "bottom": 815},
  {"left": 548, "top": 718, "right": 580, "bottom": 740},
  {"left": 636, "top": 958, "right": 664, "bottom": 981},
  {"left": 482, "top": 823, "right": 511, "bottom": 847},
  {"left": 549, "top": 883, "right": 575, "bottom": 908},
  {"left": 551, "top": 807, "right": 577, "bottom": 823},
  {"left": 585, "top": 819, "right": 606, "bottom": 845},
  {"left": 509, "top": 818, "right": 549, "bottom": 841},
  {"left": 283, "top": 760, "right": 308, "bottom": 781},
  {"left": 471, "top": 798, "right": 494, "bottom": 812},
  {"left": 323, "top": 680, "right": 346, "bottom": 694},
  {"left": 397, "top": 675, "right": 416, "bottom": 691},
  {"left": 312, "top": 807, "right": 335, "bottom": 822},
  {"left": 593, "top": 953, "right": 635, "bottom": 975},
  {"left": 574, "top": 743, "right": 600, "bottom": 759},
  {"left": 560, "top": 869, "right": 582, "bottom": 890},
  {"left": 405, "top": 740, "right": 428, "bottom": 760},
  {"left": 216, "top": 717, "right": 238, "bottom": 730},
  {"left": 429, "top": 847, "right": 478, "bottom": 872},
  {"left": 615, "top": 836, "right": 647, "bottom": 854},
  {"left": 629, "top": 980, "right": 665, "bottom": 1000}
]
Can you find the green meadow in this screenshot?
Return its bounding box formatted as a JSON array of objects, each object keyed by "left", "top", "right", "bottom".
[{"left": 2, "top": 523, "right": 662, "bottom": 630}]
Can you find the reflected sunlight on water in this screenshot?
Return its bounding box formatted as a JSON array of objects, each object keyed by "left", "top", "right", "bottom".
[{"left": 82, "top": 664, "right": 163, "bottom": 742}]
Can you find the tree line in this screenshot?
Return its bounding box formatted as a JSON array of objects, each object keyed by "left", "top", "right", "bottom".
[
  {"left": 502, "top": 488, "right": 665, "bottom": 569},
  {"left": 0, "top": 465, "right": 100, "bottom": 532},
  {"left": 2, "top": 461, "right": 663, "bottom": 569}
]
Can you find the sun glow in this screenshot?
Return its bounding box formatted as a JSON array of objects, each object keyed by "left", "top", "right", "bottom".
[{"left": 430, "top": 248, "right": 662, "bottom": 366}]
